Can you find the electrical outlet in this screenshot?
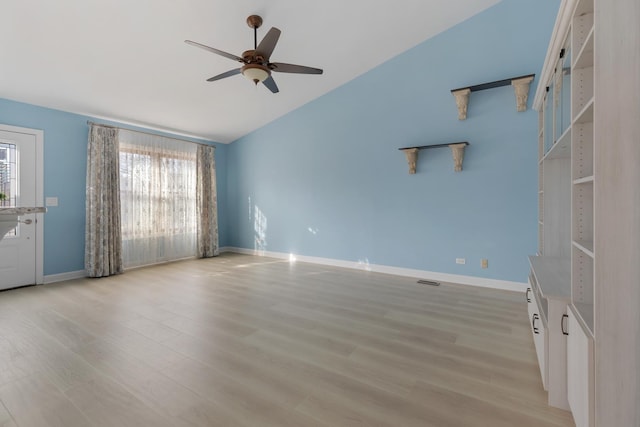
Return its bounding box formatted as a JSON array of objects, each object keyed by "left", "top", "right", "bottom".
[
  {"left": 481, "top": 259, "right": 489, "bottom": 269},
  {"left": 456, "top": 258, "right": 466, "bottom": 265}
]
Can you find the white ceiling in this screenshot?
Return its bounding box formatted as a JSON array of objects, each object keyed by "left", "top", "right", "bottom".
[{"left": 1, "top": 0, "right": 500, "bottom": 143}]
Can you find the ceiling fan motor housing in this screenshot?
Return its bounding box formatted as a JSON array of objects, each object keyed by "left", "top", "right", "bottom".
[{"left": 242, "top": 50, "right": 266, "bottom": 64}]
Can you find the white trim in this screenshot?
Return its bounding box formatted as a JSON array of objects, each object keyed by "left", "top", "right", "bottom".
[
  {"left": 224, "top": 247, "right": 527, "bottom": 293},
  {"left": 43, "top": 270, "right": 85, "bottom": 284},
  {"left": 0, "top": 124, "right": 45, "bottom": 284},
  {"left": 533, "top": 0, "right": 577, "bottom": 110}
]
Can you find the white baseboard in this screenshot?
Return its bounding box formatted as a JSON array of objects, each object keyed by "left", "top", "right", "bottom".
[
  {"left": 224, "top": 247, "right": 527, "bottom": 292},
  {"left": 44, "top": 270, "right": 85, "bottom": 284}
]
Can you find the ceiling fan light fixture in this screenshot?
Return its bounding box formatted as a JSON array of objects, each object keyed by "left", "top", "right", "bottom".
[{"left": 242, "top": 64, "right": 270, "bottom": 84}]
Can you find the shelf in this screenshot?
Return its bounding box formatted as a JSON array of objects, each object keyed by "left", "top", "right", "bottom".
[
  {"left": 573, "top": 27, "right": 594, "bottom": 69},
  {"left": 399, "top": 142, "right": 469, "bottom": 174},
  {"left": 399, "top": 142, "right": 468, "bottom": 151},
  {"left": 451, "top": 74, "right": 536, "bottom": 94},
  {"left": 574, "top": 98, "right": 594, "bottom": 124},
  {"left": 529, "top": 255, "right": 572, "bottom": 300},
  {"left": 451, "top": 74, "right": 535, "bottom": 119},
  {"left": 573, "top": 240, "right": 594, "bottom": 258},
  {"left": 574, "top": 0, "right": 594, "bottom": 19},
  {"left": 543, "top": 127, "right": 572, "bottom": 160},
  {"left": 573, "top": 175, "right": 594, "bottom": 184},
  {"left": 572, "top": 302, "right": 594, "bottom": 337}
]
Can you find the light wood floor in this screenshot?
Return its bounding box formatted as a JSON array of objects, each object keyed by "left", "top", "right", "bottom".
[{"left": 0, "top": 253, "right": 575, "bottom": 427}]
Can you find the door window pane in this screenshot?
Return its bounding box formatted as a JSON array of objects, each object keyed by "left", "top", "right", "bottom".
[
  {"left": 0, "top": 143, "right": 18, "bottom": 237},
  {"left": 0, "top": 143, "right": 17, "bottom": 207}
]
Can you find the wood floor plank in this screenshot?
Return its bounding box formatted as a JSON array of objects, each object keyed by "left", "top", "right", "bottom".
[
  {"left": 0, "top": 336, "right": 30, "bottom": 389},
  {"left": 164, "top": 310, "right": 417, "bottom": 399},
  {"left": 297, "top": 393, "right": 397, "bottom": 427},
  {"left": 65, "top": 374, "right": 175, "bottom": 427},
  {"left": 0, "top": 400, "right": 16, "bottom": 427},
  {"left": 30, "top": 308, "right": 98, "bottom": 351},
  {"left": 0, "top": 374, "right": 93, "bottom": 427},
  {"left": 0, "top": 253, "right": 574, "bottom": 426},
  {"left": 159, "top": 309, "right": 258, "bottom": 338},
  {"left": 100, "top": 327, "right": 186, "bottom": 372},
  {"left": 161, "top": 331, "right": 308, "bottom": 410},
  {"left": 239, "top": 333, "right": 445, "bottom": 427},
  {"left": 410, "top": 368, "right": 574, "bottom": 426},
  {"left": 244, "top": 328, "right": 417, "bottom": 397},
  {"left": 73, "top": 338, "right": 247, "bottom": 427},
  {"left": 162, "top": 354, "right": 322, "bottom": 427},
  {"left": 173, "top": 400, "right": 250, "bottom": 427},
  {"left": 268, "top": 301, "right": 543, "bottom": 387},
  {"left": 409, "top": 380, "right": 563, "bottom": 427},
  {"left": 0, "top": 315, "right": 100, "bottom": 393},
  {"left": 161, "top": 300, "right": 357, "bottom": 357}
]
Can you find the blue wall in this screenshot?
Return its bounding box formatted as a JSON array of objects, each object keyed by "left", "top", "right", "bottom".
[
  {"left": 226, "top": 0, "right": 559, "bottom": 282},
  {"left": 0, "top": 98, "right": 228, "bottom": 275},
  {"left": 0, "top": 0, "right": 558, "bottom": 283}
]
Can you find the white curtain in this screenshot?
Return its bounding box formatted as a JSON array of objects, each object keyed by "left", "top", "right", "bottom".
[
  {"left": 85, "top": 124, "right": 123, "bottom": 277},
  {"left": 119, "top": 129, "right": 198, "bottom": 268}
]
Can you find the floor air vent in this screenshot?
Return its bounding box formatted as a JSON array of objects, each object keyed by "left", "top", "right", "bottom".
[{"left": 417, "top": 279, "right": 440, "bottom": 286}]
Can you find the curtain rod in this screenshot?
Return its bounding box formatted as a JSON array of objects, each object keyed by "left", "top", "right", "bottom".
[{"left": 86, "top": 121, "right": 216, "bottom": 148}]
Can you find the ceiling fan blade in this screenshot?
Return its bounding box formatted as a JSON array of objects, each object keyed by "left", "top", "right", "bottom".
[
  {"left": 262, "top": 75, "right": 279, "bottom": 93},
  {"left": 256, "top": 27, "right": 281, "bottom": 60},
  {"left": 185, "top": 40, "right": 246, "bottom": 63},
  {"left": 270, "top": 62, "right": 323, "bottom": 74},
  {"left": 207, "top": 68, "right": 242, "bottom": 82}
]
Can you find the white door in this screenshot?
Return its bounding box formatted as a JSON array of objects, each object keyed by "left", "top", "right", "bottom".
[{"left": 0, "top": 126, "right": 44, "bottom": 290}]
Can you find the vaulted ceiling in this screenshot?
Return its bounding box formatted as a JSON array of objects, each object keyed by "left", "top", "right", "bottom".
[{"left": 1, "top": 0, "right": 500, "bottom": 143}]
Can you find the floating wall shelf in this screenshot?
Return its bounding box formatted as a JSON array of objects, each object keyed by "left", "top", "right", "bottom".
[
  {"left": 451, "top": 74, "right": 535, "bottom": 119},
  {"left": 399, "top": 142, "right": 469, "bottom": 174}
]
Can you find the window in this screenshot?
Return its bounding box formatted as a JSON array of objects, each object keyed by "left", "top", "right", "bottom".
[
  {"left": 0, "top": 143, "right": 17, "bottom": 237},
  {"left": 119, "top": 130, "right": 197, "bottom": 268},
  {"left": 0, "top": 143, "right": 17, "bottom": 207}
]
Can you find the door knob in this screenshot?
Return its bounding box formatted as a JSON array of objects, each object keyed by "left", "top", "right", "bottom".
[{"left": 20, "top": 219, "right": 33, "bottom": 225}]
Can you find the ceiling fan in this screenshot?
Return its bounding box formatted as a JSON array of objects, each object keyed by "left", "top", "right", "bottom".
[{"left": 185, "top": 15, "right": 323, "bottom": 93}]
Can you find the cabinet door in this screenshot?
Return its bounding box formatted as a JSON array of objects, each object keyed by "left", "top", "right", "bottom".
[
  {"left": 567, "top": 307, "right": 594, "bottom": 427},
  {"left": 547, "top": 299, "right": 569, "bottom": 410},
  {"left": 528, "top": 284, "right": 548, "bottom": 390}
]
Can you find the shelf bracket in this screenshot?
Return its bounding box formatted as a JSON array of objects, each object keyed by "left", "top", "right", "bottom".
[
  {"left": 449, "top": 143, "right": 467, "bottom": 172},
  {"left": 451, "top": 88, "right": 471, "bottom": 120},
  {"left": 399, "top": 142, "right": 469, "bottom": 174},
  {"left": 512, "top": 75, "right": 535, "bottom": 112},
  {"left": 451, "top": 74, "right": 535, "bottom": 119},
  {"left": 401, "top": 148, "right": 419, "bottom": 174}
]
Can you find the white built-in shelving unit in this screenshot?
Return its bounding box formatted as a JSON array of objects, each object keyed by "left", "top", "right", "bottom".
[
  {"left": 569, "top": 0, "right": 595, "bottom": 338},
  {"left": 535, "top": 0, "right": 640, "bottom": 425},
  {"left": 530, "top": 0, "right": 595, "bottom": 424}
]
